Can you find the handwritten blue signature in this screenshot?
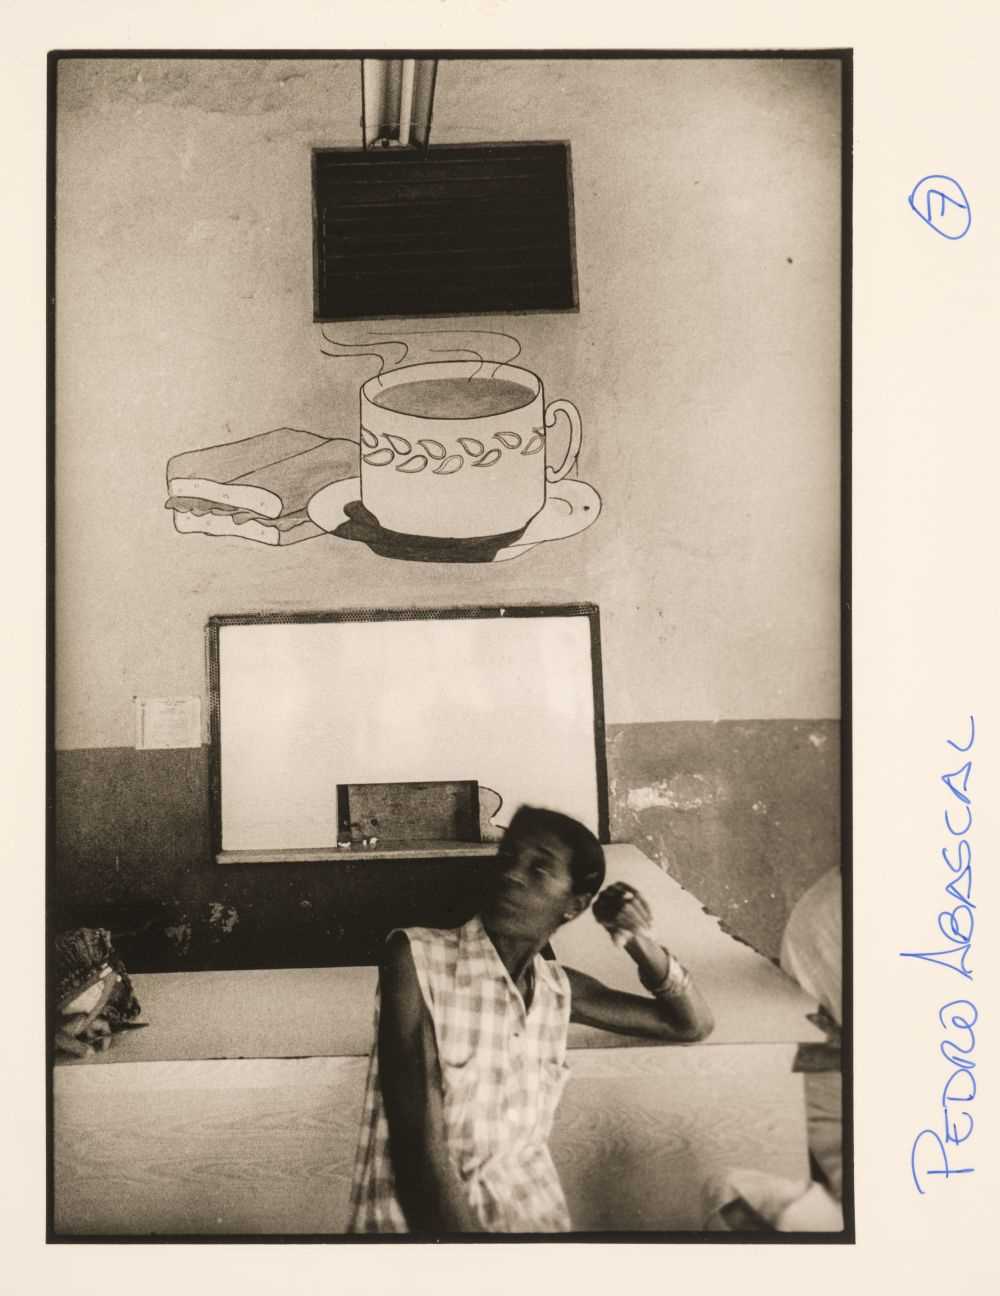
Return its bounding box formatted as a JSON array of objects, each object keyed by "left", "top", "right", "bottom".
[
  {"left": 908, "top": 176, "right": 972, "bottom": 240},
  {"left": 900, "top": 716, "right": 977, "bottom": 1193}
]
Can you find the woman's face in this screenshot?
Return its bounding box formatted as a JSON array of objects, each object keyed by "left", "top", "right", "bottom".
[{"left": 483, "top": 827, "right": 579, "bottom": 943}]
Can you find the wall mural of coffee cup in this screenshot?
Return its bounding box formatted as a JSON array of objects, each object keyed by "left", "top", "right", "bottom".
[{"left": 163, "top": 329, "right": 601, "bottom": 562}]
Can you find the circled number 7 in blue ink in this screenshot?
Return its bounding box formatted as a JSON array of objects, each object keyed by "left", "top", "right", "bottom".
[{"left": 908, "top": 175, "right": 972, "bottom": 240}]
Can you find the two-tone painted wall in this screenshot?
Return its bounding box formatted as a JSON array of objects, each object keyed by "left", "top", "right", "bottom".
[{"left": 54, "top": 57, "right": 842, "bottom": 968}]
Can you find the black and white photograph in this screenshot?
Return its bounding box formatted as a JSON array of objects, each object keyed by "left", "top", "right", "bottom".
[
  {"left": 47, "top": 50, "right": 849, "bottom": 1240},
  {"left": 9, "top": 0, "right": 1000, "bottom": 1287}
]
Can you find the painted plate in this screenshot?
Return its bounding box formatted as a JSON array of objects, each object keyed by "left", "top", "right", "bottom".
[{"left": 307, "top": 477, "right": 601, "bottom": 563}]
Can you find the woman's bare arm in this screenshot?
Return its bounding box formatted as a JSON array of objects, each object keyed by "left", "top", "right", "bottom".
[
  {"left": 566, "top": 883, "right": 715, "bottom": 1041},
  {"left": 377, "top": 932, "right": 480, "bottom": 1233}
]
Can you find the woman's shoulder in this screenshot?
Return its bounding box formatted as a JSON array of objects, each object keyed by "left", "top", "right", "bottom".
[
  {"left": 388, "top": 923, "right": 463, "bottom": 948},
  {"left": 386, "top": 924, "right": 465, "bottom": 973}
]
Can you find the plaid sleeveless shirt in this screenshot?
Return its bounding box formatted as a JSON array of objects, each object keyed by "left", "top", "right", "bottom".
[{"left": 347, "top": 916, "right": 573, "bottom": 1233}]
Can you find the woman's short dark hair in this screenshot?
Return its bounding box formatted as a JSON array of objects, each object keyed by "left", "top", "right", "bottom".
[{"left": 505, "top": 805, "right": 606, "bottom": 899}]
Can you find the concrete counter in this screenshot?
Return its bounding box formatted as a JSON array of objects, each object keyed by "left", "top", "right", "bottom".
[{"left": 53, "top": 846, "right": 825, "bottom": 1233}]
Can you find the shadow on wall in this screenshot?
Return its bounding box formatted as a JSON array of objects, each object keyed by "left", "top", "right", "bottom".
[
  {"left": 51, "top": 745, "right": 492, "bottom": 971},
  {"left": 606, "top": 719, "right": 841, "bottom": 961},
  {"left": 52, "top": 719, "right": 840, "bottom": 970}
]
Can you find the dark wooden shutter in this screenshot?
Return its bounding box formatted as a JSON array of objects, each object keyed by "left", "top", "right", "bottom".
[{"left": 313, "top": 143, "right": 578, "bottom": 321}]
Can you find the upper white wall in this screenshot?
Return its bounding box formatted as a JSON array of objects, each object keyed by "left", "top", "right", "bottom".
[{"left": 55, "top": 57, "right": 841, "bottom": 749}]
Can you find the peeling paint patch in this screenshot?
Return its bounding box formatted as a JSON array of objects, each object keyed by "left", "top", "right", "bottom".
[
  {"left": 207, "top": 902, "right": 239, "bottom": 933},
  {"left": 808, "top": 732, "right": 828, "bottom": 749},
  {"left": 164, "top": 920, "right": 192, "bottom": 955},
  {"left": 640, "top": 832, "right": 672, "bottom": 870},
  {"left": 626, "top": 773, "right": 718, "bottom": 813}
]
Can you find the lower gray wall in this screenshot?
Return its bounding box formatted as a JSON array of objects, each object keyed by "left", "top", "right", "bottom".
[{"left": 52, "top": 720, "right": 840, "bottom": 971}]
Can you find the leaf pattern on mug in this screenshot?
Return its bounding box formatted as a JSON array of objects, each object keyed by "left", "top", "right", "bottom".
[
  {"left": 471, "top": 449, "right": 502, "bottom": 468},
  {"left": 458, "top": 437, "right": 485, "bottom": 458},
  {"left": 418, "top": 438, "right": 447, "bottom": 460},
  {"left": 493, "top": 431, "right": 522, "bottom": 450},
  {"left": 520, "top": 432, "right": 545, "bottom": 456},
  {"left": 360, "top": 426, "right": 379, "bottom": 449},
  {"left": 386, "top": 434, "right": 413, "bottom": 456},
  {"left": 362, "top": 448, "right": 395, "bottom": 467},
  {"left": 395, "top": 455, "right": 429, "bottom": 474},
  {"left": 433, "top": 455, "right": 464, "bottom": 475}
]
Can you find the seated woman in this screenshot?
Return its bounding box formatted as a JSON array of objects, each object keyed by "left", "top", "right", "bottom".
[{"left": 348, "top": 805, "right": 714, "bottom": 1234}]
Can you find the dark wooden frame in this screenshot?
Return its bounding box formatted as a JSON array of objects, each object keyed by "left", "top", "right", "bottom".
[
  {"left": 312, "top": 142, "right": 579, "bottom": 321},
  {"left": 206, "top": 603, "right": 610, "bottom": 861}
]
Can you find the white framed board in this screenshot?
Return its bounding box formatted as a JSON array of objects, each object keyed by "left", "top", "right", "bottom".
[{"left": 208, "top": 605, "right": 609, "bottom": 859}]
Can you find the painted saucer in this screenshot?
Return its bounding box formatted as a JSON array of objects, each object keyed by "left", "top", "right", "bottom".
[{"left": 307, "top": 477, "right": 602, "bottom": 563}]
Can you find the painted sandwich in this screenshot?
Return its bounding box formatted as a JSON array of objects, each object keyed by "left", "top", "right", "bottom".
[{"left": 165, "top": 428, "right": 359, "bottom": 546}]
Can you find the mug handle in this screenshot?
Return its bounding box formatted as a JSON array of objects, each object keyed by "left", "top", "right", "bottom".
[{"left": 543, "top": 399, "right": 583, "bottom": 484}]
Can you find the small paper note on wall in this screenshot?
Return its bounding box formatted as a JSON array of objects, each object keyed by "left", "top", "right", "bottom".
[{"left": 134, "top": 697, "right": 202, "bottom": 750}]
